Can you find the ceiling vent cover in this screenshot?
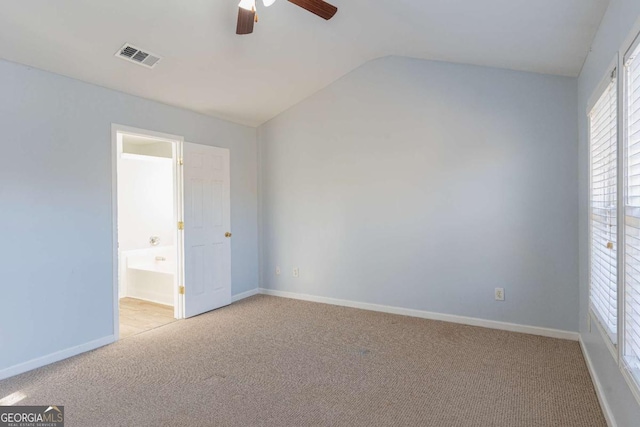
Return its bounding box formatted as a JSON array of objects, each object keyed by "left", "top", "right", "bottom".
[{"left": 115, "top": 44, "right": 162, "bottom": 68}]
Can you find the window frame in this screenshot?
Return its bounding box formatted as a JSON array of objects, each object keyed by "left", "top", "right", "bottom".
[
  {"left": 587, "top": 56, "right": 620, "bottom": 362},
  {"left": 621, "top": 27, "right": 640, "bottom": 405}
]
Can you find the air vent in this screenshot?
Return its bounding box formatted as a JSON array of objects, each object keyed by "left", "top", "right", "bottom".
[{"left": 115, "top": 44, "right": 162, "bottom": 69}]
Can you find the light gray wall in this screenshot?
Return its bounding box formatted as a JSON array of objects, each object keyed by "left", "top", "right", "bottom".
[
  {"left": 0, "top": 59, "right": 258, "bottom": 371},
  {"left": 258, "top": 56, "right": 578, "bottom": 332},
  {"left": 578, "top": 1, "right": 640, "bottom": 425}
]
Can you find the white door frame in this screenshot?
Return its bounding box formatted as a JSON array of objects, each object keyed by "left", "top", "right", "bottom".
[{"left": 111, "top": 124, "right": 185, "bottom": 340}]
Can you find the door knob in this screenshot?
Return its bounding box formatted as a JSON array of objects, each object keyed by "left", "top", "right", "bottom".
[{"left": 225, "top": 232, "right": 232, "bottom": 238}]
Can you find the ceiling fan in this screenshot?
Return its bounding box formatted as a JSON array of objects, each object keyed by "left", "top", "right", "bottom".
[{"left": 236, "top": 0, "right": 338, "bottom": 35}]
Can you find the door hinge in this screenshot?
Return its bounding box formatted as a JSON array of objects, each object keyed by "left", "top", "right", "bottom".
[
  {"left": 178, "top": 158, "right": 183, "bottom": 166},
  {"left": 178, "top": 221, "right": 184, "bottom": 230},
  {"left": 179, "top": 285, "right": 185, "bottom": 295}
]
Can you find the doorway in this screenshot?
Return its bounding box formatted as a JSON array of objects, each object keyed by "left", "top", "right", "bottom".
[
  {"left": 116, "top": 130, "right": 181, "bottom": 338},
  {"left": 111, "top": 125, "right": 233, "bottom": 340}
]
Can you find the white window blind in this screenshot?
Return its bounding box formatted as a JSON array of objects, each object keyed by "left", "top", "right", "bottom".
[
  {"left": 589, "top": 71, "right": 618, "bottom": 343},
  {"left": 624, "top": 37, "right": 640, "bottom": 383}
]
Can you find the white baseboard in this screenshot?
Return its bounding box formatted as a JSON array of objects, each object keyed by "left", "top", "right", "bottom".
[
  {"left": 1, "top": 289, "right": 259, "bottom": 380},
  {"left": 0, "top": 289, "right": 578, "bottom": 383},
  {"left": 123, "top": 291, "right": 173, "bottom": 307},
  {"left": 232, "top": 288, "right": 260, "bottom": 303},
  {"left": 0, "top": 335, "right": 115, "bottom": 381},
  {"left": 258, "top": 288, "right": 580, "bottom": 341},
  {"left": 579, "top": 337, "right": 617, "bottom": 427}
]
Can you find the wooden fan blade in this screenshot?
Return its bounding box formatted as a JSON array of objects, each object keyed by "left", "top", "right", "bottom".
[
  {"left": 236, "top": 7, "right": 255, "bottom": 35},
  {"left": 287, "top": 0, "right": 337, "bottom": 20}
]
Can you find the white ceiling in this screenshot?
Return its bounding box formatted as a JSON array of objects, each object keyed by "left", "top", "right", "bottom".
[{"left": 0, "top": 0, "right": 609, "bottom": 127}]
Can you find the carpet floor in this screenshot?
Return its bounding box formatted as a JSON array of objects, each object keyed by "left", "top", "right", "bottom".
[{"left": 0, "top": 295, "right": 605, "bottom": 426}]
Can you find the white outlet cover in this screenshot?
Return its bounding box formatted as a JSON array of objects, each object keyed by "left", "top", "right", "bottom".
[
  {"left": 275, "top": 266, "right": 281, "bottom": 276},
  {"left": 293, "top": 268, "right": 299, "bottom": 278},
  {"left": 495, "top": 288, "right": 505, "bottom": 301}
]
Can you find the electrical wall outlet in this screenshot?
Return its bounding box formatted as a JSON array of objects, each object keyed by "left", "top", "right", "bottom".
[
  {"left": 495, "top": 288, "right": 505, "bottom": 301},
  {"left": 292, "top": 267, "right": 300, "bottom": 278},
  {"left": 275, "top": 266, "right": 281, "bottom": 276}
]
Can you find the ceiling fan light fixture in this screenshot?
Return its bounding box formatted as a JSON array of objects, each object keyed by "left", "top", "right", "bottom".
[
  {"left": 236, "top": 0, "right": 257, "bottom": 34},
  {"left": 238, "top": 0, "right": 256, "bottom": 11},
  {"left": 236, "top": 0, "right": 337, "bottom": 35}
]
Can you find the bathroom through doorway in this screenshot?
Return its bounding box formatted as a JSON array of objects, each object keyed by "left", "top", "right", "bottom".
[{"left": 116, "top": 130, "right": 181, "bottom": 338}]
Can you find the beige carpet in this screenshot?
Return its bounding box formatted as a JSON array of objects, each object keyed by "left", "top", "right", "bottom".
[{"left": 0, "top": 295, "right": 605, "bottom": 426}]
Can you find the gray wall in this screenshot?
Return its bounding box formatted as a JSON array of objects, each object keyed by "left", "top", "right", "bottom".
[
  {"left": 258, "top": 56, "right": 579, "bottom": 332},
  {"left": 578, "top": 0, "right": 640, "bottom": 425},
  {"left": 0, "top": 59, "right": 258, "bottom": 371}
]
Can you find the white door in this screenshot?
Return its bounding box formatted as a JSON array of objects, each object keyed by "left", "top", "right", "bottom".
[{"left": 182, "top": 142, "right": 231, "bottom": 318}]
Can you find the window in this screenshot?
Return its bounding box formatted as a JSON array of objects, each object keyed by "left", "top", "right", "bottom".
[
  {"left": 589, "top": 69, "right": 618, "bottom": 344},
  {"left": 624, "top": 34, "right": 640, "bottom": 386},
  {"left": 586, "top": 26, "right": 640, "bottom": 405}
]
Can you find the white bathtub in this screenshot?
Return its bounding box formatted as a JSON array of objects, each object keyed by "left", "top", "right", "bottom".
[
  {"left": 124, "top": 246, "right": 176, "bottom": 275},
  {"left": 119, "top": 246, "right": 176, "bottom": 305}
]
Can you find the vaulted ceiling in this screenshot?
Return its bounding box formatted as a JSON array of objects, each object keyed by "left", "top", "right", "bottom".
[{"left": 0, "top": 0, "right": 609, "bottom": 126}]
